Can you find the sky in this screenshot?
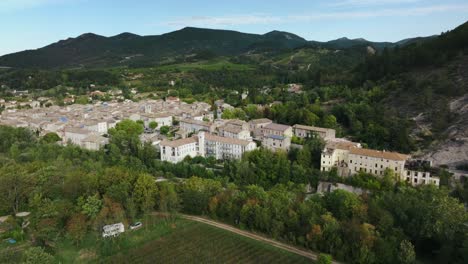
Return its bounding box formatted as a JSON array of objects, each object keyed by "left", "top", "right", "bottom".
[{"left": 0, "top": 0, "right": 467, "bottom": 56}]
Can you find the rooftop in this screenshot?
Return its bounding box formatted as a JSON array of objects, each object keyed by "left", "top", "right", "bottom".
[
  {"left": 350, "top": 148, "right": 409, "bottom": 161},
  {"left": 205, "top": 133, "right": 252, "bottom": 146},
  {"left": 264, "top": 123, "right": 291, "bottom": 132},
  {"left": 293, "top": 124, "right": 335, "bottom": 133},
  {"left": 160, "top": 137, "right": 197, "bottom": 148}
]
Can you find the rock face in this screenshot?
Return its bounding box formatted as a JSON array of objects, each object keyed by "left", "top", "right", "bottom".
[{"left": 423, "top": 93, "right": 468, "bottom": 168}]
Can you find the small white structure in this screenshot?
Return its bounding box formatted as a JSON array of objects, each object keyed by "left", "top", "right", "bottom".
[{"left": 102, "top": 223, "right": 125, "bottom": 238}]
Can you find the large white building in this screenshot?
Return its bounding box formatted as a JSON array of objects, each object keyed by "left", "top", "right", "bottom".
[
  {"left": 160, "top": 132, "right": 256, "bottom": 163},
  {"left": 320, "top": 140, "right": 440, "bottom": 186},
  {"left": 160, "top": 137, "right": 199, "bottom": 163}
]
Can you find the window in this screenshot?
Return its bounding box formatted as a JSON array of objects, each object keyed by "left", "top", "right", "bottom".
[
  {"left": 407, "top": 171, "right": 411, "bottom": 176},
  {"left": 395, "top": 167, "right": 398, "bottom": 171},
  {"left": 375, "top": 164, "right": 378, "bottom": 168},
  {"left": 375, "top": 170, "right": 377, "bottom": 174},
  {"left": 414, "top": 178, "right": 417, "bottom": 183},
  {"left": 350, "top": 160, "right": 352, "bottom": 163},
  {"left": 422, "top": 173, "right": 426, "bottom": 177}
]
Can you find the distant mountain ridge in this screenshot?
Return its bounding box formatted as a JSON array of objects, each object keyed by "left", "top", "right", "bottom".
[{"left": 0, "top": 27, "right": 435, "bottom": 69}]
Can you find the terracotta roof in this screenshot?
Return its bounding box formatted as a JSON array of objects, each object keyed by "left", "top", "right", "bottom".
[
  {"left": 350, "top": 148, "right": 409, "bottom": 161},
  {"left": 205, "top": 133, "right": 252, "bottom": 146},
  {"left": 160, "top": 137, "right": 198, "bottom": 148}
]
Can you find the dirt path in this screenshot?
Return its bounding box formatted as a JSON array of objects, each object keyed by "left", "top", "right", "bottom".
[{"left": 177, "top": 214, "right": 341, "bottom": 264}]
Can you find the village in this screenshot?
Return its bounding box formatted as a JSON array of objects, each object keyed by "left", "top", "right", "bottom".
[{"left": 0, "top": 90, "right": 440, "bottom": 188}]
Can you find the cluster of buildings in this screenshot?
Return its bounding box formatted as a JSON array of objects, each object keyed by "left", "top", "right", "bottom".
[
  {"left": 160, "top": 116, "right": 337, "bottom": 163},
  {"left": 0, "top": 98, "right": 212, "bottom": 151},
  {"left": 1, "top": 94, "right": 440, "bottom": 187}
]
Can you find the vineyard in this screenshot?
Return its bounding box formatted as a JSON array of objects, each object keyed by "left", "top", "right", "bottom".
[{"left": 106, "top": 218, "right": 311, "bottom": 264}]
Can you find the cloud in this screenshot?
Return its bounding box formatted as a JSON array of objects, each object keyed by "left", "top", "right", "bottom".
[{"left": 163, "top": 4, "right": 468, "bottom": 27}]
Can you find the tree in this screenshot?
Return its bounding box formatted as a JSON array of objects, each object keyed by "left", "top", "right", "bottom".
[
  {"left": 398, "top": 240, "right": 416, "bottom": 264},
  {"left": 134, "top": 174, "right": 158, "bottom": 213},
  {"left": 0, "top": 164, "right": 34, "bottom": 214},
  {"left": 22, "top": 247, "right": 54, "bottom": 264},
  {"left": 41, "top": 132, "right": 61, "bottom": 143},
  {"left": 159, "top": 126, "right": 170, "bottom": 135},
  {"left": 66, "top": 213, "right": 88, "bottom": 245},
  {"left": 317, "top": 253, "right": 332, "bottom": 264},
  {"left": 78, "top": 194, "right": 102, "bottom": 219},
  {"left": 149, "top": 121, "right": 158, "bottom": 130}
]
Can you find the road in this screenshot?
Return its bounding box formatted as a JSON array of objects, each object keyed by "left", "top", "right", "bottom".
[{"left": 175, "top": 214, "right": 341, "bottom": 264}]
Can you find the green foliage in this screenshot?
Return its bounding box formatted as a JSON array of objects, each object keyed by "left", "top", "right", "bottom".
[
  {"left": 159, "top": 126, "right": 170, "bottom": 135},
  {"left": 317, "top": 253, "right": 332, "bottom": 264},
  {"left": 133, "top": 174, "right": 158, "bottom": 213},
  {"left": 149, "top": 121, "right": 158, "bottom": 130},
  {"left": 41, "top": 132, "right": 61, "bottom": 143},
  {"left": 22, "top": 247, "right": 54, "bottom": 264},
  {"left": 78, "top": 194, "right": 103, "bottom": 219}
]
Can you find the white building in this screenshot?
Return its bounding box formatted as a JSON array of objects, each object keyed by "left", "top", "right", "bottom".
[
  {"left": 160, "top": 132, "right": 256, "bottom": 163},
  {"left": 203, "top": 132, "right": 257, "bottom": 160},
  {"left": 321, "top": 140, "right": 362, "bottom": 173},
  {"left": 63, "top": 128, "right": 90, "bottom": 146},
  {"left": 320, "top": 140, "right": 440, "bottom": 186},
  {"left": 348, "top": 148, "right": 408, "bottom": 177},
  {"left": 82, "top": 133, "right": 109, "bottom": 151},
  {"left": 160, "top": 137, "right": 199, "bottom": 163}
]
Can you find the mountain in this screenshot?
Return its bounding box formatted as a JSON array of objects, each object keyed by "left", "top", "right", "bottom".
[
  {"left": 0, "top": 27, "right": 310, "bottom": 69},
  {"left": 0, "top": 26, "right": 440, "bottom": 69}
]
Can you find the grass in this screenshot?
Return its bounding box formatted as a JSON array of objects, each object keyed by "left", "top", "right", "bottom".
[{"left": 54, "top": 216, "right": 311, "bottom": 263}]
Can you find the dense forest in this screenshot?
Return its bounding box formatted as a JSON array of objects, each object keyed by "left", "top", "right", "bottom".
[{"left": 0, "top": 124, "right": 467, "bottom": 263}]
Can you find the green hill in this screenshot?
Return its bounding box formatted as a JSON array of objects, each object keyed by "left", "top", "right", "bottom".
[{"left": 0, "top": 27, "right": 435, "bottom": 69}]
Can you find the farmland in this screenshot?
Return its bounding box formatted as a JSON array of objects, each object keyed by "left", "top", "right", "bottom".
[{"left": 52, "top": 216, "right": 311, "bottom": 263}]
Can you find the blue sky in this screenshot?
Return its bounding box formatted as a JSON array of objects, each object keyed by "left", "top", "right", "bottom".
[{"left": 0, "top": 0, "right": 467, "bottom": 56}]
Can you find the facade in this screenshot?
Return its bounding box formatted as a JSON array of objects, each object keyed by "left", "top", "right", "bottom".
[
  {"left": 262, "top": 134, "right": 291, "bottom": 152},
  {"left": 82, "top": 133, "right": 109, "bottom": 151},
  {"left": 261, "top": 123, "right": 293, "bottom": 138},
  {"left": 218, "top": 119, "right": 252, "bottom": 141},
  {"left": 321, "top": 140, "right": 362, "bottom": 173},
  {"left": 160, "top": 137, "right": 199, "bottom": 163},
  {"left": 320, "top": 141, "right": 440, "bottom": 186},
  {"left": 348, "top": 148, "right": 408, "bottom": 177},
  {"left": 63, "top": 128, "right": 90, "bottom": 146},
  {"left": 159, "top": 132, "right": 257, "bottom": 163},
  {"left": 293, "top": 124, "right": 336, "bottom": 140},
  {"left": 203, "top": 133, "right": 257, "bottom": 160},
  {"left": 405, "top": 170, "right": 440, "bottom": 186}
]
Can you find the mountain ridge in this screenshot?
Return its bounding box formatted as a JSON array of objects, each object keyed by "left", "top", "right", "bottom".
[{"left": 0, "top": 27, "right": 436, "bottom": 69}]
